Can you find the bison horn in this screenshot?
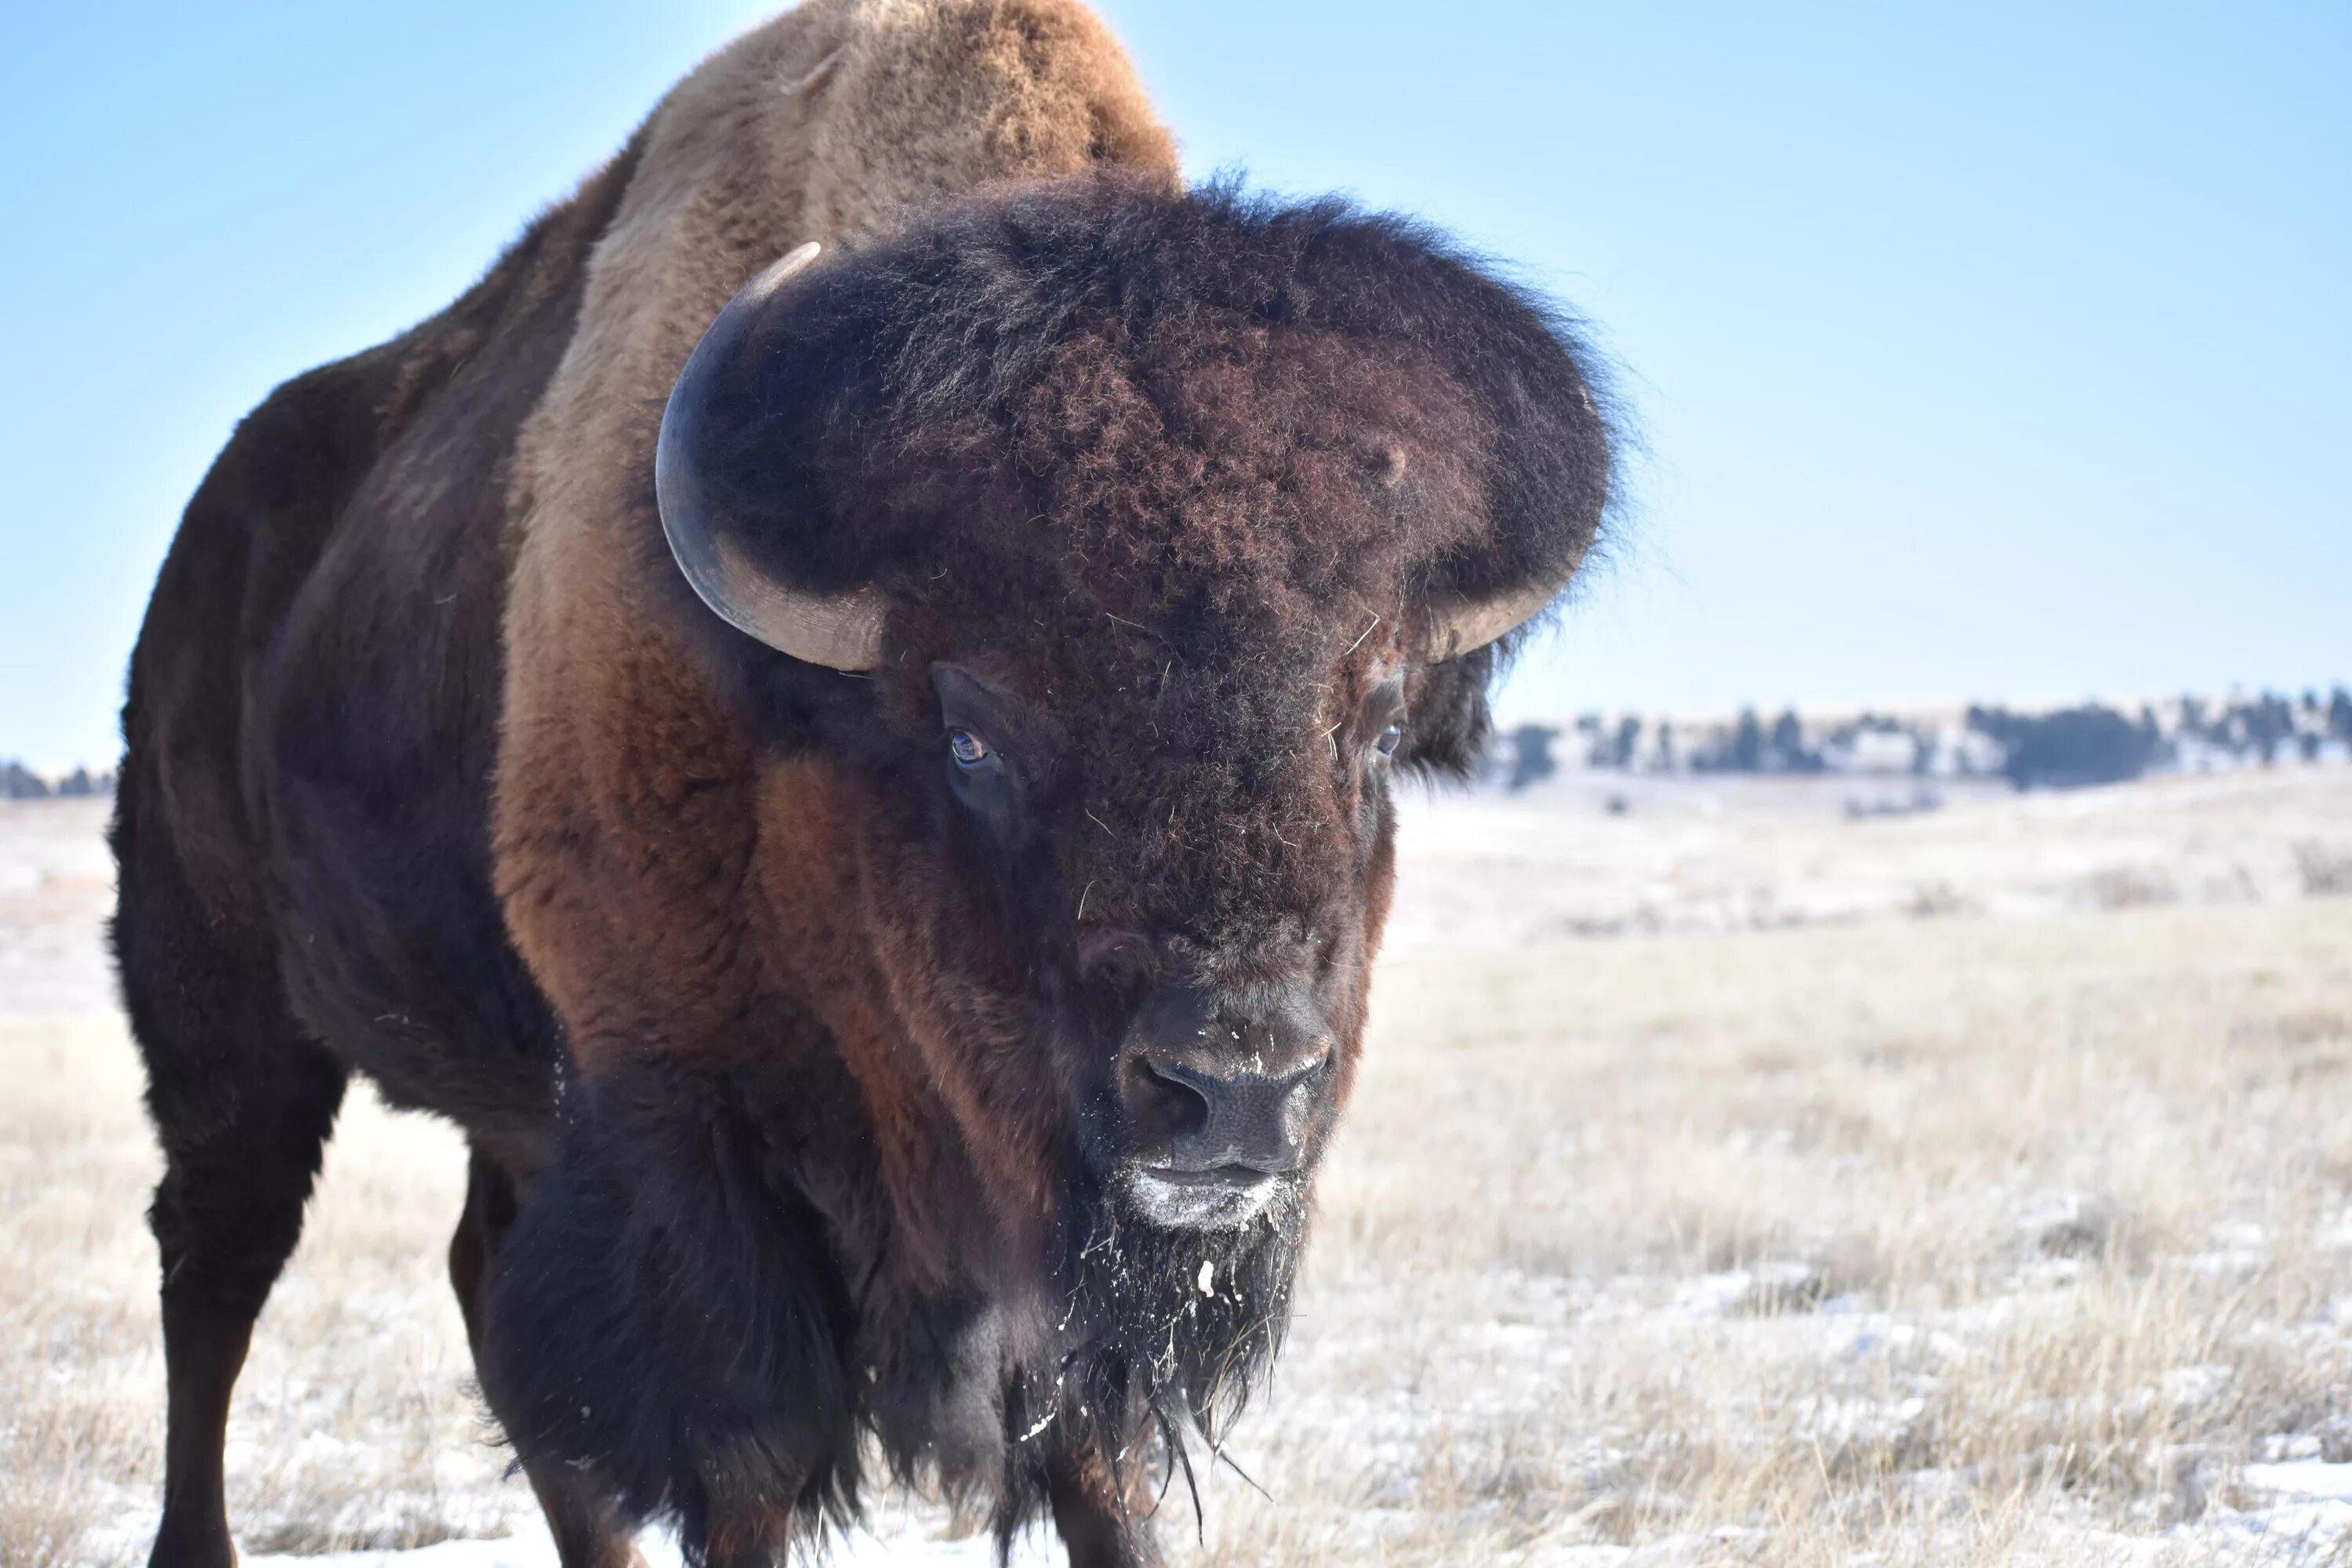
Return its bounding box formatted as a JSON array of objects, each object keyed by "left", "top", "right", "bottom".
[
  {"left": 655, "top": 241, "right": 887, "bottom": 672},
  {"left": 1417, "top": 557, "right": 1586, "bottom": 664}
]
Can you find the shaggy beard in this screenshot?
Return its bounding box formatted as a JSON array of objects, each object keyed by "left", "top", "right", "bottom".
[{"left": 993, "top": 1161, "right": 1306, "bottom": 1546}]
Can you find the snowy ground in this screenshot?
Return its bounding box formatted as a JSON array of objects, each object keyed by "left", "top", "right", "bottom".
[
  {"left": 5, "top": 767, "right": 2352, "bottom": 1566},
  {"left": 1381, "top": 764, "right": 2352, "bottom": 954}
]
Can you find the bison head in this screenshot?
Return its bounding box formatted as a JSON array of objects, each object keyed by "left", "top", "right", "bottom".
[{"left": 653, "top": 179, "right": 1611, "bottom": 1285}]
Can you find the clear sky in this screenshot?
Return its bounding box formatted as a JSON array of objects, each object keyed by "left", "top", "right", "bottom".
[{"left": 2, "top": 2, "right": 2345, "bottom": 771}]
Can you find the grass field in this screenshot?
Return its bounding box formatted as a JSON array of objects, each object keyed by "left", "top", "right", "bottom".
[{"left": 5, "top": 770, "right": 2352, "bottom": 1566}]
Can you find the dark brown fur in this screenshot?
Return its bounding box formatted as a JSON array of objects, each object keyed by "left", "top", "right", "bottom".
[
  {"left": 114, "top": 131, "right": 650, "bottom": 1568},
  {"left": 111, "top": 6, "right": 1613, "bottom": 1566}
]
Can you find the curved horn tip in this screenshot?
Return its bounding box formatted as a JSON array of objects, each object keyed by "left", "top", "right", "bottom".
[
  {"left": 709, "top": 543, "right": 887, "bottom": 672},
  {"left": 1418, "top": 575, "right": 1575, "bottom": 664},
  {"left": 749, "top": 241, "right": 823, "bottom": 299}
]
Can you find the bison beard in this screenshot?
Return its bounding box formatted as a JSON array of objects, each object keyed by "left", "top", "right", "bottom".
[
  {"left": 485, "top": 1050, "right": 1301, "bottom": 1558},
  {"left": 1037, "top": 1149, "right": 1304, "bottom": 1500}
]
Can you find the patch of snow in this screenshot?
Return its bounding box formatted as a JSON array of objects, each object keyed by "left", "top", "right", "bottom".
[
  {"left": 1516, "top": 1546, "right": 1632, "bottom": 1566},
  {"left": 2159, "top": 1363, "right": 2234, "bottom": 1414},
  {"left": 1668, "top": 1260, "right": 1820, "bottom": 1318},
  {"left": 241, "top": 1506, "right": 1063, "bottom": 1568},
  {"left": 2245, "top": 1461, "right": 2352, "bottom": 1501},
  {"left": 2260, "top": 1433, "right": 2325, "bottom": 1462},
  {"left": 2187, "top": 1497, "right": 2352, "bottom": 1561}
]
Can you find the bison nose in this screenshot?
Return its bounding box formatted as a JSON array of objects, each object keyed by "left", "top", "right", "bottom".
[
  {"left": 1141, "top": 1056, "right": 1321, "bottom": 1175},
  {"left": 1120, "top": 997, "right": 1330, "bottom": 1179}
]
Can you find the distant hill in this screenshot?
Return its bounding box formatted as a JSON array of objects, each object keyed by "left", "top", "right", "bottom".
[{"left": 1486, "top": 685, "right": 2352, "bottom": 793}]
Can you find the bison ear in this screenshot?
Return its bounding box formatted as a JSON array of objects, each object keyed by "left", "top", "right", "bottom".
[
  {"left": 1399, "top": 647, "right": 1497, "bottom": 779},
  {"left": 1401, "top": 269, "right": 1614, "bottom": 666},
  {"left": 655, "top": 241, "right": 888, "bottom": 672}
]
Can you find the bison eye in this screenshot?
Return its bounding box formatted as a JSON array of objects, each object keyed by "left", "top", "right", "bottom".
[
  {"left": 1374, "top": 721, "right": 1406, "bottom": 758},
  {"left": 948, "top": 728, "right": 993, "bottom": 768}
]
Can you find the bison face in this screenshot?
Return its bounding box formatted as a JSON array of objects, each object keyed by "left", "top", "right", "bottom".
[
  {"left": 922, "top": 652, "right": 1412, "bottom": 1232},
  {"left": 655, "top": 178, "right": 1614, "bottom": 1253}
]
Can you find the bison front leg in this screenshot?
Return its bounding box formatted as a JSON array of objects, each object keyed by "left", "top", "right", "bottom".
[
  {"left": 687, "top": 1504, "right": 796, "bottom": 1568},
  {"left": 448, "top": 1147, "right": 644, "bottom": 1568},
  {"left": 1044, "top": 1434, "right": 1160, "bottom": 1568},
  {"left": 481, "top": 1067, "right": 860, "bottom": 1568}
]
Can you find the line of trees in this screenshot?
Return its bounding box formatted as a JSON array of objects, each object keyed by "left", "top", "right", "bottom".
[
  {"left": 1963, "top": 706, "right": 2157, "bottom": 790},
  {"left": 2, "top": 760, "right": 115, "bottom": 800},
  {"left": 1487, "top": 685, "right": 2352, "bottom": 793}
]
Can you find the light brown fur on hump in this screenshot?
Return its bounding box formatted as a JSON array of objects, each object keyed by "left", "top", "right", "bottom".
[{"left": 493, "top": 1, "right": 1176, "bottom": 1076}]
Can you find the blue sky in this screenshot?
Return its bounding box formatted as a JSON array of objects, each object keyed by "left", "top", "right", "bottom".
[{"left": 2, "top": 2, "right": 2345, "bottom": 771}]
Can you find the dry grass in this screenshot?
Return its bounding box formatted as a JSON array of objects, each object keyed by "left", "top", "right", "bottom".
[
  {"left": 5, "top": 778, "right": 2352, "bottom": 1565},
  {"left": 1170, "top": 899, "right": 2352, "bottom": 1566},
  {"left": 0, "top": 1018, "right": 507, "bottom": 1564}
]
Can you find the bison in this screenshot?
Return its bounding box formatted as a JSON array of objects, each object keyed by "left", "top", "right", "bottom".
[{"left": 111, "top": 1, "right": 1614, "bottom": 1564}]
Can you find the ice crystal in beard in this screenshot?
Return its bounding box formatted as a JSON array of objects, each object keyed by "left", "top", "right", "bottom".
[
  {"left": 1045, "top": 1168, "right": 1307, "bottom": 1467},
  {"left": 1123, "top": 1164, "right": 1283, "bottom": 1230}
]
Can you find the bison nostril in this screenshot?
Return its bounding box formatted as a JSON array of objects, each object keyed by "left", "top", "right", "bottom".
[{"left": 1128, "top": 1056, "right": 1211, "bottom": 1138}]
